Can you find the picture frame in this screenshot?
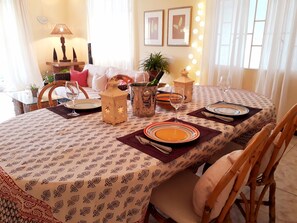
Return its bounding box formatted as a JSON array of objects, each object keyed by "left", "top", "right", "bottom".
[
  {"left": 167, "top": 6, "right": 192, "bottom": 46},
  {"left": 144, "top": 10, "right": 164, "bottom": 46}
]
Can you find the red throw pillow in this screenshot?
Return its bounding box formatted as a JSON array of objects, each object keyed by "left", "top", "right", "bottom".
[{"left": 70, "top": 69, "right": 88, "bottom": 87}]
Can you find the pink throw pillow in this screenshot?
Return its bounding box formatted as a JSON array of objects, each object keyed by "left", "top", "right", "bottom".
[{"left": 70, "top": 69, "right": 88, "bottom": 87}]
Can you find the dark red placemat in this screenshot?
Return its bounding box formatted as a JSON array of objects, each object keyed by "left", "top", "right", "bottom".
[
  {"left": 187, "top": 103, "right": 262, "bottom": 126},
  {"left": 117, "top": 119, "right": 221, "bottom": 163},
  {"left": 47, "top": 105, "right": 101, "bottom": 119}
]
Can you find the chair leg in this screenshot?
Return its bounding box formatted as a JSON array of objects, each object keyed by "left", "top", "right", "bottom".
[
  {"left": 269, "top": 182, "right": 276, "bottom": 223},
  {"left": 143, "top": 204, "right": 150, "bottom": 223},
  {"left": 249, "top": 184, "right": 257, "bottom": 223}
]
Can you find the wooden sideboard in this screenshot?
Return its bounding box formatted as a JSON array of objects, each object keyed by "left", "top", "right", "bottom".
[{"left": 46, "top": 61, "right": 85, "bottom": 72}]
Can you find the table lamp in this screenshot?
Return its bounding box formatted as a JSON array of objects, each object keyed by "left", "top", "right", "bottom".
[{"left": 51, "top": 24, "right": 72, "bottom": 62}]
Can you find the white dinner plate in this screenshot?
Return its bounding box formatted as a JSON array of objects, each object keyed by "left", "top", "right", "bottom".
[
  {"left": 205, "top": 102, "right": 249, "bottom": 116},
  {"left": 144, "top": 122, "right": 200, "bottom": 144},
  {"left": 65, "top": 99, "right": 101, "bottom": 110}
]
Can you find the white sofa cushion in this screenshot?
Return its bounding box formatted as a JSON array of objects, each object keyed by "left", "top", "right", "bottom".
[
  {"left": 53, "top": 64, "right": 150, "bottom": 100},
  {"left": 92, "top": 73, "right": 108, "bottom": 92},
  {"left": 83, "top": 64, "right": 108, "bottom": 87}
]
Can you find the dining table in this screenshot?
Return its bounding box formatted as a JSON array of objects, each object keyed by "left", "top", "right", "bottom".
[{"left": 0, "top": 85, "right": 275, "bottom": 223}]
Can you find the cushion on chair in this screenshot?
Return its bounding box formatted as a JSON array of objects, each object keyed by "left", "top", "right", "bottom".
[
  {"left": 150, "top": 169, "right": 201, "bottom": 223},
  {"left": 258, "top": 133, "right": 285, "bottom": 174},
  {"left": 192, "top": 150, "right": 243, "bottom": 221},
  {"left": 70, "top": 69, "right": 88, "bottom": 87}
]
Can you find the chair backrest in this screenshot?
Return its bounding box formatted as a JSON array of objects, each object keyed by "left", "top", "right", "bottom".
[
  {"left": 110, "top": 74, "right": 134, "bottom": 91},
  {"left": 203, "top": 124, "right": 271, "bottom": 222},
  {"left": 37, "top": 80, "right": 89, "bottom": 109},
  {"left": 251, "top": 103, "right": 297, "bottom": 184}
]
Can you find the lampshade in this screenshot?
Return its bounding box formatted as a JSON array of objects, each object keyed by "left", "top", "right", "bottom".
[
  {"left": 51, "top": 24, "right": 72, "bottom": 35},
  {"left": 50, "top": 24, "right": 73, "bottom": 62}
]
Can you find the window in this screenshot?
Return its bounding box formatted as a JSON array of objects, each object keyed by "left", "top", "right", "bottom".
[
  {"left": 244, "top": 0, "right": 269, "bottom": 69},
  {"left": 215, "top": 0, "right": 269, "bottom": 69}
]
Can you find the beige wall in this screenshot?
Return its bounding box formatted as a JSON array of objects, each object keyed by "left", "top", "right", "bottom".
[
  {"left": 26, "top": 0, "right": 296, "bottom": 118},
  {"left": 29, "top": 0, "right": 204, "bottom": 84},
  {"left": 28, "top": 0, "right": 87, "bottom": 75},
  {"left": 135, "top": 0, "right": 204, "bottom": 84}
]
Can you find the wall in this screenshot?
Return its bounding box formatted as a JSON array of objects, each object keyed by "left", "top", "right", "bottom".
[
  {"left": 27, "top": 0, "right": 87, "bottom": 75},
  {"left": 26, "top": 0, "right": 296, "bottom": 118},
  {"left": 135, "top": 0, "right": 204, "bottom": 84}
]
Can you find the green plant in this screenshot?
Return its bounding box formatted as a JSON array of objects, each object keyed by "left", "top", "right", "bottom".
[
  {"left": 46, "top": 74, "right": 54, "bottom": 83},
  {"left": 139, "top": 52, "right": 170, "bottom": 73},
  {"left": 42, "top": 71, "right": 54, "bottom": 84},
  {"left": 30, "top": 84, "right": 38, "bottom": 90}
]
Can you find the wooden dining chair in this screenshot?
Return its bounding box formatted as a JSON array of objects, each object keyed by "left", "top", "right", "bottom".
[
  {"left": 37, "top": 80, "right": 89, "bottom": 109},
  {"left": 236, "top": 103, "right": 297, "bottom": 223},
  {"left": 110, "top": 74, "right": 134, "bottom": 91},
  {"left": 144, "top": 124, "right": 271, "bottom": 223}
]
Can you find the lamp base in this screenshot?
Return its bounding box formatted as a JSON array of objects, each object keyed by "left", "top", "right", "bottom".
[{"left": 59, "top": 59, "right": 71, "bottom": 62}]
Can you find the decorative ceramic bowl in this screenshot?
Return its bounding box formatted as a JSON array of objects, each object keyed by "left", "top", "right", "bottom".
[{"left": 156, "top": 93, "right": 174, "bottom": 110}]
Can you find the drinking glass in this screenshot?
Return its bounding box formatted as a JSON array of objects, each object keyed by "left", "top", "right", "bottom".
[
  {"left": 218, "top": 74, "right": 231, "bottom": 102},
  {"left": 65, "top": 81, "right": 80, "bottom": 116},
  {"left": 135, "top": 71, "right": 149, "bottom": 83},
  {"left": 170, "top": 87, "right": 184, "bottom": 121}
]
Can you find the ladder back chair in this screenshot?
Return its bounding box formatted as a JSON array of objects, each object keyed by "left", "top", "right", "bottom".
[
  {"left": 145, "top": 124, "right": 271, "bottom": 223},
  {"left": 37, "top": 80, "right": 89, "bottom": 109},
  {"left": 236, "top": 103, "right": 297, "bottom": 223}
]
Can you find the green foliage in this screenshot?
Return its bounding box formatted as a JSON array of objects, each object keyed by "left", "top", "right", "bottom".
[
  {"left": 47, "top": 74, "right": 54, "bottom": 83},
  {"left": 30, "top": 84, "right": 38, "bottom": 90},
  {"left": 139, "top": 52, "right": 170, "bottom": 73},
  {"left": 60, "top": 68, "right": 69, "bottom": 73}
]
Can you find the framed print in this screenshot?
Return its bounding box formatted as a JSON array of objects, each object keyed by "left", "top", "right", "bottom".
[
  {"left": 144, "top": 10, "right": 164, "bottom": 46},
  {"left": 167, "top": 7, "right": 192, "bottom": 46}
]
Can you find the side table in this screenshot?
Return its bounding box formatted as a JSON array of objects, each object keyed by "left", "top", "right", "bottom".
[
  {"left": 46, "top": 61, "right": 85, "bottom": 73},
  {"left": 7, "top": 91, "right": 62, "bottom": 115}
]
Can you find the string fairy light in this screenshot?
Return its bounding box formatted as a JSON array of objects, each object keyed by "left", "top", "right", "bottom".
[{"left": 186, "top": 1, "right": 205, "bottom": 84}]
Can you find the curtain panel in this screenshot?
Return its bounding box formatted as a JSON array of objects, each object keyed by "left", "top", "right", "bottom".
[
  {"left": 0, "top": 0, "right": 42, "bottom": 91},
  {"left": 201, "top": 0, "right": 250, "bottom": 89},
  {"left": 87, "top": 0, "right": 134, "bottom": 70},
  {"left": 256, "top": 0, "right": 297, "bottom": 119}
]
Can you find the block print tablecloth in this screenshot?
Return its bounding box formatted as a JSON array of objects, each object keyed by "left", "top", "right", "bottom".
[{"left": 0, "top": 86, "right": 275, "bottom": 223}]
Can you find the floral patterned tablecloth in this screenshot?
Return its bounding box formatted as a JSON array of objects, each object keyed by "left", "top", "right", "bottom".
[{"left": 0, "top": 86, "right": 275, "bottom": 223}]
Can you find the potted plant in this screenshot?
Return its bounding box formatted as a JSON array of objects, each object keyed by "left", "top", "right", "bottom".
[
  {"left": 30, "top": 84, "right": 39, "bottom": 97},
  {"left": 139, "top": 52, "right": 170, "bottom": 81}
]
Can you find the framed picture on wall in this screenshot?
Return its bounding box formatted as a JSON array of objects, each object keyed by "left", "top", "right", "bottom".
[
  {"left": 167, "top": 6, "right": 192, "bottom": 46},
  {"left": 144, "top": 10, "right": 164, "bottom": 46}
]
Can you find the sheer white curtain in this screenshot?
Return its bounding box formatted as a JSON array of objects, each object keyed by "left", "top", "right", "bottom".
[
  {"left": 201, "top": 0, "right": 250, "bottom": 88},
  {"left": 0, "top": 0, "right": 42, "bottom": 91},
  {"left": 256, "top": 0, "right": 297, "bottom": 119},
  {"left": 87, "top": 0, "right": 134, "bottom": 70}
]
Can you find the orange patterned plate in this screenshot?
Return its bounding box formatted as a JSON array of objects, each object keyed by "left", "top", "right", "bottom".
[{"left": 144, "top": 122, "right": 200, "bottom": 144}]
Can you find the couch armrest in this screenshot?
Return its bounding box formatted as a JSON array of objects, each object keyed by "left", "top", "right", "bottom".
[{"left": 54, "top": 72, "right": 70, "bottom": 81}]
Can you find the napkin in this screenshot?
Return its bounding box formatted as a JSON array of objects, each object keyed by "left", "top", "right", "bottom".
[
  {"left": 47, "top": 105, "right": 101, "bottom": 119},
  {"left": 117, "top": 119, "right": 221, "bottom": 163}
]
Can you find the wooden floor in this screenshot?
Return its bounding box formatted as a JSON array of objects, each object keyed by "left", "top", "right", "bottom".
[{"left": 0, "top": 92, "right": 296, "bottom": 222}]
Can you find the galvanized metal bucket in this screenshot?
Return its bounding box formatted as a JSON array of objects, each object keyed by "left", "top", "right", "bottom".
[{"left": 130, "top": 83, "right": 158, "bottom": 117}]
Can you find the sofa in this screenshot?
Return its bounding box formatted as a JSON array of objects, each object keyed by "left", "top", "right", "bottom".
[{"left": 54, "top": 64, "right": 149, "bottom": 99}]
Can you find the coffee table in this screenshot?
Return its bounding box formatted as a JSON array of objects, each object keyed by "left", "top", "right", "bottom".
[{"left": 7, "top": 90, "right": 62, "bottom": 115}]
